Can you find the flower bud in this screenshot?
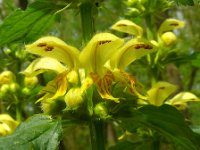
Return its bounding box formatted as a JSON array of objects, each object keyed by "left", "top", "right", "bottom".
[
  {"left": 3, "top": 49, "right": 12, "bottom": 55},
  {"left": 24, "top": 76, "right": 38, "bottom": 87},
  {"left": 64, "top": 88, "right": 84, "bottom": 108},
  {"left": 0, "top": 71, "right": 16, "bottom": 85},
  {"left": 127, "top": 8, "right": 140, "bottom": 17},
  {"left": 161, "top": 32, "right": 177, "bottom": 46},
  {"left": 15, "top": 50, "right": 26, "bottom": 59},
  {"left": 94, "top": 103, "right": 108, "bottom": 119},
  {"left": 21, "top": 87, "right": 31, "bottom": 95},
  {"left": 0, "top": 84, "right": 10, "bottom": 95},
  {"left": 41, "top": 99, "right": 65, "bottom": 115},
  {"left": 9, "top": 83, "right": 20, "bottom": 93},
  {"left": 126, "top": 0, "right": 138, "bottom": 6}
]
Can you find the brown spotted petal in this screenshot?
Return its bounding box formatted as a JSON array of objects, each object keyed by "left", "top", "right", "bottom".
[
  {"left": 111, "top": 20, "right": 143, "bottom": 37},
  {"left": 110, "top": 38, "right": 156, "bottom": 70},
  {"left": 79, "top": 33, "right": 124, "bottom": 77},
  {"left": 25, "top": 36, "right": 80, "bottom": 68},
  {"left": 113, "top": 69, "right": 146, "bottom": 99},
  {"left": 90, "top": 71, "right": 119, "bottom": 102},
  {"left": 158, "top": 18, "right": 185, "bottom": 36},
  {"left": 36, "top": 71, "right": 68, "bottom": 103}
]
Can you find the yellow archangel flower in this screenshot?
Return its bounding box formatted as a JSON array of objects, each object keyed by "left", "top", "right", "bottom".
[
  {"left": 140, "top": 81, "right": 200, "bottom": 110},
  {"left": 158, "top": 18, "right": 185, "bottom": 46},
  {"left": 23, "top": 20, "right": 156, "bottom": 105},
  {"left": 0, "top": 114, "right": 19, "bottom": 136}
]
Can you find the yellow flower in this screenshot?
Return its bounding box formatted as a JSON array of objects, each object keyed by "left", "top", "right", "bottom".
[
  {"left": 0, "top": 114, "right": 19, "bottom": 136},
  {"left": 23, "top": 26, "right": 156, "bottom": 105},
  {"left": 111, "top": 19, "right": 143, "bottom": 37},
  {"left": 140, "top": 81, "right": 200, "bottom": 109},
  {"left": 158, "top": 18, "right": 185, "bottom": 46}
]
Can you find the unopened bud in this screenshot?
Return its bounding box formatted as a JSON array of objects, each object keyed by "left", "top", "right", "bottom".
[
  {"left": 9, "top": 83, "right": 20, "bottom": 93},
  {"left": 0, "top": 71, "right": 16, "bottom": 85},
  {"left": 161, "top": 32, "right": 177, "bottom": 46},
  {"left": 22, "top": 87, "right": 31, "bottom": 95},
  {"left": 64, "top": 88, "right": 84, "bottom": 108},
  {"left": 94, "top": 103, "right": 108, "bottom": 119},
  {"left": 127, "top": 8, "right": 140, "bottom": 17},
  {"left": 24, "top": 76, "right": 38, "bottom": 87},
  {"left": 0, "top": 84, "right": 10, "bottom": 95}
]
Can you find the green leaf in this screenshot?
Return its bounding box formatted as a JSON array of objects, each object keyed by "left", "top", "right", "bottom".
[
  {"left": 0, "top": 114, "right": 62, "bottom": 150},
  {"left": 0, "top": 0, "right": 65, "bottom": 47},
  {"left": 175, "top": 0, "right": 194, "bottom": 6},
  {"left": 109, "top": 141, "right": 135, "bottom": 150},
  {"left": 109, "top": 141, "right": 156, "bottom": 150},
  {"left": 118, "top": 105, "right": 200, "bottom": 150},
  {"left": 191, "top": 52, "right": 200, "bottom": 68}
]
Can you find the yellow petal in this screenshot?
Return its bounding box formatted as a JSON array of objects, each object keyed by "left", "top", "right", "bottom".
[
  {"left": 36, "top": 71, "right": 68, "bottom": 103},
  {"left": 22, "top": 57, "right": 67, "bottom": 76},
  {"left": 25, "top": 36, "right": 80, "bottom": 68},
  {"left": 0, "top": 114, "right": 19, "bottom": 136},
  {"left": 167, "top": 92, "right": 200, "bottom": 106},
  {"left": 79, "top": 33, "right": 124, "bottom": 76},
  {"left": 147, "top": 81, "right": 177, "bottom": 106},
  {"left": 111, "top": 19, "right": 143, "bottom": 37},
  {"left": 110, "top": 38, "right": 156, "bottom": 70},
  {"left": 158, "top": 18, "right": 185, "bottom": 35}
]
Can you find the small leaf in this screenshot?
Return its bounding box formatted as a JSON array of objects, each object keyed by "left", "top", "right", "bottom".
[
  {"left": 0, "top": 114, "right": 62, "bottom": 150},
  {"left": 0, "top": 0, "right": 65, "bottom": 47},
  {"left": 109, "top": 141, "right": 135, "bottom": 150},
  {"left": 175, "top": 0, "right": 194, "bottom": 6},
  {"left": 118, "top": 105, "right": 200, "bottom": 150}
]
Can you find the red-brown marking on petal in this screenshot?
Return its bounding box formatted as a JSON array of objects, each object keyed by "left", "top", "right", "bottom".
[
  {"left": 98, "top": 40, "right": 112, "bottom": 45},
  {"left": 117, "top": 24, "right": 127, "bottom": 27},
  {"left": 134, "top": 44, "right": 153, "bottom": 50},
  {"left": 37, "top": 43, "right": 47, "bottom": 47},
  {"left": 44, "top": 46, "right": 54, "bottom": 51},
  {"left": 159, "top": 86, "right": 166, "bottom": 90},
  {"left": 170, "top": 23, "right": 179, "bottom": 26}
]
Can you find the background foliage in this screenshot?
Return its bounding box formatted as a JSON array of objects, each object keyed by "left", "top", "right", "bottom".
[{"left": 0, "top": 0, "right": 200, "bottom": 150}]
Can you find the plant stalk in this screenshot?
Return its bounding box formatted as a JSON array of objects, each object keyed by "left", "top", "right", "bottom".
[
  {"left": 90, "top": 119, "right": 106, "bottom": 150},
  {"left": 80, "top": 2, "right": 105, "bottom": 150},
  {"left": 80, "top": 2, "right": 95, "bottom": 44}
]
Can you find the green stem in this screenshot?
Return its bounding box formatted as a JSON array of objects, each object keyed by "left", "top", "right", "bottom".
[
  {"left": 14, "top": 95, "right": 22, "bottom": 121},
  {"left": 90, "top": 119, "right": 106, "bottom": 150},
  {"left": 80, "top": 2, "right": 95, "bottom": 44},
  {"left": 80, "top": 2, "right": 105, "bottom": 150}
]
